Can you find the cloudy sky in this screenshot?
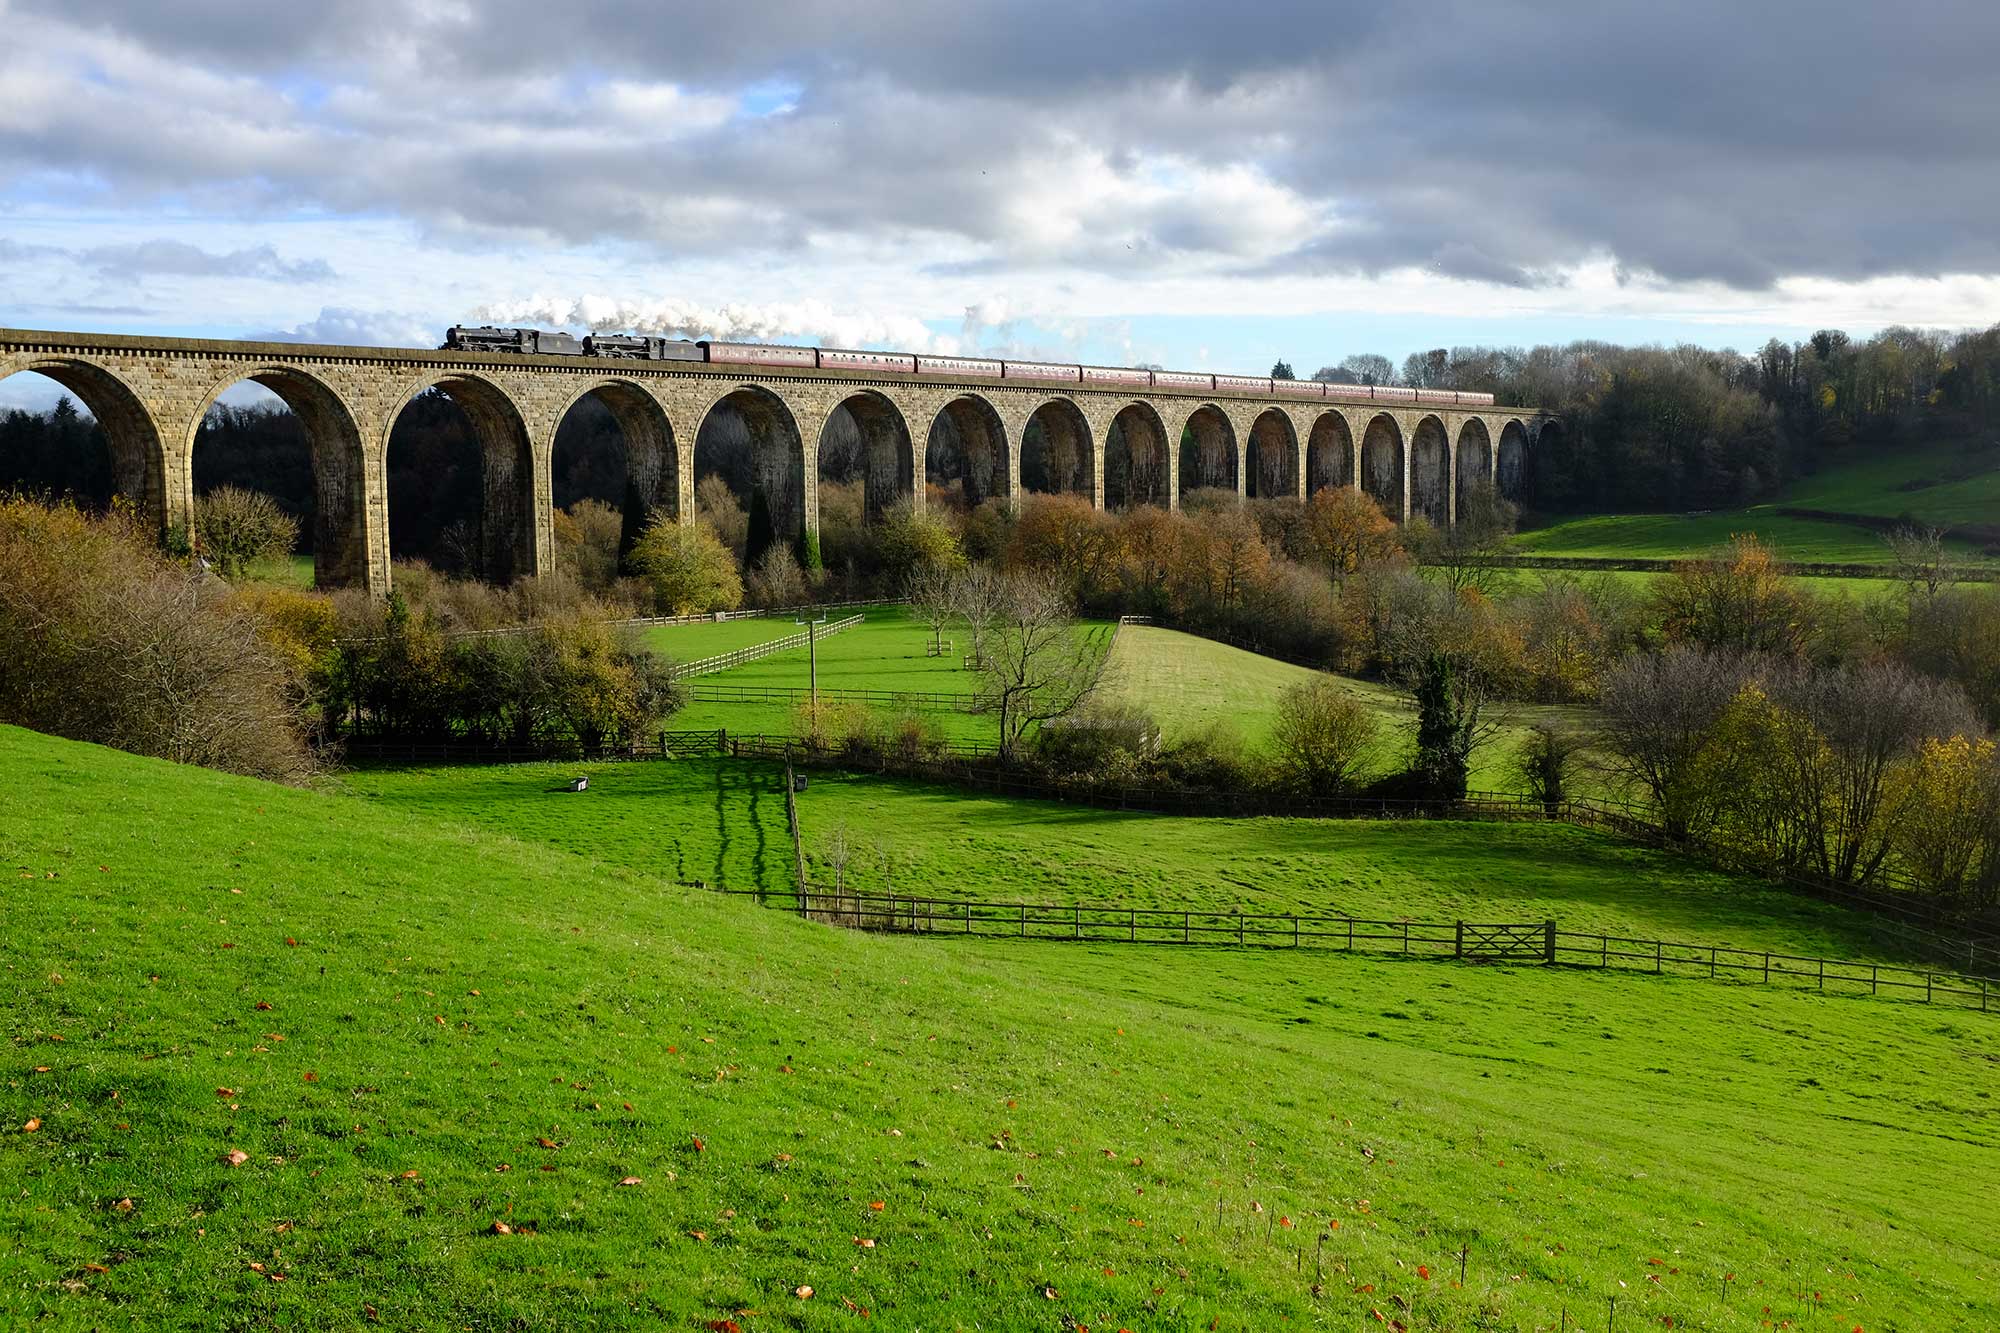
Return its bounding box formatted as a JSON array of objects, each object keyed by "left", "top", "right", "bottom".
[{"left": 3, "top": 0, "right": 1997, "bottom": 407}]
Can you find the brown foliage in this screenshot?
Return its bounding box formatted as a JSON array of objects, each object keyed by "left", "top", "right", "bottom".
[{"left": 0, "top": 496, "right": 317, "bottom": 780}]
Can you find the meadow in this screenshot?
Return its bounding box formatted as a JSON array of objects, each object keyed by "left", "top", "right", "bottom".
[
  {"left": 351, "top": 755, "right": 1940, "bottom": 966},
  {"left": 6, "top": 723, "right": 1997, "bottom": 1330},
  {"left": 1095, "top": 625, "right": 1593, "bottom": 793},
  {"left": 659, "top": 604, "right": 1113, "bottom": 746},
  {"left": 1514, "top": 436, "right": 2000, "bottom": 566}
]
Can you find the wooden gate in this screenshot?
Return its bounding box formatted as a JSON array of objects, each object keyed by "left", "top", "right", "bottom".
[{"left": 1455, "top": 920, "right": 1554, "bottom": 963}]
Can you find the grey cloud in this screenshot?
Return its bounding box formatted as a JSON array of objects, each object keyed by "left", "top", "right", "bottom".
[
  {"left": 8, "top": 1, "right": 2000, "bottom": 289},
  {"left": 80, "top": 241, "right": 336, "bottom": 282}
]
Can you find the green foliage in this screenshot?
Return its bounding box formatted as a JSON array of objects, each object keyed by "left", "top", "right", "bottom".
[{"left": 1411, "top": 652, "right": 1474, "bottom": 800}]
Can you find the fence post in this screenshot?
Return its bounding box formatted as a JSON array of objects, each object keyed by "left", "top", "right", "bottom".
[
  {"left": 1130, "top": 908, "right": 1136, "bottom": 943},
  {"left": 1348, "top": 918, "right": 1354, "bottom": 951},
  {"left": 1294, "top": 914, "right": 1300, "bottom": 949},
  {"left": 1818, "top": 958, "right": 1825, "bottom": 991},
  {"left": 1238, "top": 912, "right": 1245, "bottom": 946},
  {"left": 1654, "top": 940, "right": 1662, "bottom": 975},
  {"left": 1020, "top": 903, "right": 1026, "bottom": 937},
  {"left": 1928, "top": 972, "right": 1934, "bottom": 1003},
  {"left": 1455, "top": 921, "right": 1464, "bottom": 959},
  {"left": 1763, "top": 952, "right": 1770, "bottom": 984},
  {"left": 1074, "top": 905, "right": 1080, "bottom": 941},
  {"left": 1184, "top": 911, "right": 1190, "bottom": 943},
  {"left": 1544, "top": 920, "right": 1556, "bottom": 965},
  {"left": 1402, "top": 920, "right": 1409, "bottom": 955}
]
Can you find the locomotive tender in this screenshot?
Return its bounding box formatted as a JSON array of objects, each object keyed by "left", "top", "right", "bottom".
[{"left": 438, "top": 326, "right": 1498, "bottom": 407}]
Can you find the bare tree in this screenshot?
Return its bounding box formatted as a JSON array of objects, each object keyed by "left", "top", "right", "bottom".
[
  {"left": 949, "top": 564, "right": 1004, "bottom": 668},
  {"left": 905, "top": 560, "right": 957, "bottom": 657},
  {"left": 971, "top": 571, "right": 1100, "bottom": 758},
  {"left": 1596, "top": 647, "right": 1755, "bottom": 838},
  {"left": 1887, "top": 523, "right": 1954, "bottom": 603}
]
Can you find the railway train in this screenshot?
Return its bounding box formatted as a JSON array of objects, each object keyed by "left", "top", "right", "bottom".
[{"left": 440, "top": 326, "right": 1498, "bottom": 406}]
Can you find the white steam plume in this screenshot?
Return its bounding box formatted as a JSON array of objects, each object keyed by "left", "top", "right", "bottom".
[{"left": 472, "top": 294, "right": 962, "bottom": 354}]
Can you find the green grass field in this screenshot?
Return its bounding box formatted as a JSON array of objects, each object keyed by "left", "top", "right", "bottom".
[
  {"left": 7, "top": 724, "right": 1999, "bottom": 1329},
  {"left": 666, "top": 605, "right": 1112, "bottom": 746},
  {"left": 1510, "top": 509, "right": 1927, "bottom": 563},
  {"left": 351, "top": 756, "right": 1939, "bottom": 967},
  {"left": 1096, "top": 625, "right": 1594, "bottom": 792},
  {"left": 640, "top": 614, "right": 806, "bottom": 662},
  {"left": 1515, "top": 437, "right": 2000, "bottom": 566}
]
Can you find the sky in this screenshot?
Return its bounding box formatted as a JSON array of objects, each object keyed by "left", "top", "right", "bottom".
[{"left": 3, "top": 0, "right": 1998, "bottom": 411}]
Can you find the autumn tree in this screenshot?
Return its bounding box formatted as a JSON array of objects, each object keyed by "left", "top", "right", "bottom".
[
  {"left": 1298, "top": 486, "right": 1401, "bottom": 579},
  {"left": 1655, "top": 534, "right": 1812, "bottom": 656},
  {"left": 1891, "top": 735, "right": 2000, "bottom": 908},
  {"left": 628, "top": 513, "right": 743, "bottom": 616}
]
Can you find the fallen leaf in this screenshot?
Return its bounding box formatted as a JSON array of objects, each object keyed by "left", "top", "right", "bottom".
[
  {"left": 1418, "top": 1265, "right": 1430, "bottom": 1280},
  {"left": 494, "top": 1164, "right": 512, "bottom": 1173},
  {"left": 223, "top": 1150, "right": 250, "bottom": 1167},
  {"left": 285, "top": 937, "right": 298, "bottom": 947},
  {"left": 1040, "top": 1285, "right": 1059, "bottom": 1301},
  {"left": 248, "top": 1263, "right": 265, "bottom": 1273},
  {"left": 113, "top": 1198, "right": 134, "bottom": 1213},
  {"left": 618, "top": 1176, "right": 642, "bottom": 1187},
  {"left": 855, "top": 1237, "right": 876, "bottom": 1248},
  {"left": 793, "top": 1285, "right": 813, "bottom": 1299},
  {"left": 302, "top": 1071, "right": 319, "bottom": 1083},
  {"left": 399, "top": 1170, "right": 420, "bottom": 1181},
  {"left": 537, "top": 1137, "right": 559, "bottom": 1150},
  {"left": 490, "top": 1221, "right": 513, "bottom": 1235},
  {"left": 869, "top": 1200, "right": 885, "bottom": 1211},
  {"left": 22, "top": 1118, "right": 41, "bottom": 1133},
  {"left": 215, "top": 1088, "right": 237, "bottom": 1098},
  {"left": 82, "top": 1263, "right": 108, "bottom": 1274},
  {"left": 688, "top": 1231, "right": 709, "bottom": 1242},
  {"left": 705, "top": 1322, "right": 742, "bottom": 1333}
]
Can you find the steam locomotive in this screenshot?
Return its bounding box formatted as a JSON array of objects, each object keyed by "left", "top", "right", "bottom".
[{"left": 439, "top": 326, "right": 1498, "bottom": 406}]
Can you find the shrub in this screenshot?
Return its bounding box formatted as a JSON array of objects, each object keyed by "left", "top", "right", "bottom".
[
  {"left": 0, "top": 495, "right": 316, "bottom": 781},
  {"left": 553, "top": 498, "right": 623, "bottom": 593},
  {"left": 1512, "top": 724, "right": 1587, "bottom": 812},
  {"left": 1268, "top": 676, "right": 1377, "bottom": 796},
  {"left": 196, "top": 485, "right": 299, "bottom": 578},
  {"left": 629, "top": 513, "right": 743, "bottom": 616}
]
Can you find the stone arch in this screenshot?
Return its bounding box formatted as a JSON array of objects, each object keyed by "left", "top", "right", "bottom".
[
  {"left": 923, "top": 393, "right": 1009, "bottom": 510},
  {"left": 815, "top": 389, "right": 913, "bottom": 525},
  {"left": 549, "top": 379, "right": 679, "bottom": 558},
  {"left": 1497, "top": 419, "right": 1531, "bottom": 503},
  {"left": 1359, "top": 413, "right": 1405, "bottom": 520},
  {"left": 384, "top": 371, "right": 538, "bottom": 585},
  {"left": 1305, "top": 411, "right": 1354, "bottom": 494},
  {"left": 1021, "top": 396, "right": 1094, "bottom": 501},
  {"left": 1178, "top": 404, "right": 1237, "bottom": 500},
  {"left": 1245, "top": 407, "right": 1299, "bottom": 500},
  {"left": 1, "top": 358, "right": 168, "bottom": 537},
  {"left": 1454, "top": 417, "right": 1494, "bottom": 523},
  {"left": 694, "top": 384, "right": 808, "bottom": 563},
  {"left": 1104, "top": 401, "right": 1171, "bottom": 510},
  {"left": 1410, "top": 414, "right": 1451, "bottom": 525},
  {"left": 187, "top": 364, "right": 369, "bottom": 589}
]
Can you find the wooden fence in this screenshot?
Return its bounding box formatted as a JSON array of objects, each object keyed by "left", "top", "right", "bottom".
[
  {"left": 673, "top": 613, "right": 864, "bottom": 679},
  {"left": 773, "top": 889, "right": 1997, "bottom": 1013},
  {"left": 687, "top": 682, "right": 986, "bottom": 709}
]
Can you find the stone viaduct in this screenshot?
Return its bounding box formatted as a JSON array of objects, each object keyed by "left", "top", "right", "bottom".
[{"left": 0, "top": 327, "right": 1557, "bottom": 592}]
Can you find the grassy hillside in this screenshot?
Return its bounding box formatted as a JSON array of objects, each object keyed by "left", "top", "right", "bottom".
[
  {"left": 10, "top": 726, "right": 2000, "bottom": 1330},
  {"left": 354, "top": 756, "right": 1938, "bottom": 965},
  {"left": 1095, "top": 625, "right": 1593, "bottom": 791},
  {"left": 1516, "top": 437, "right": 2000, "bottom": 565}
]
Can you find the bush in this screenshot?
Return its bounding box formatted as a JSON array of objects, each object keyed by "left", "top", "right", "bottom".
[
  {"left": 0, "top": 495, "right": 316, "bottom": 781},
  {"left": 629, "top": 513, "right": 743, "bottom": 616},
  {"left": 553, "top": 498, "right": 623, "bottom": 593},
  {"left": 1268, "top": 676, "right": 1376, "bottom": 795},
  {"left": 1512, "top": 724, "right": 1587, "bottom": 812},
  {"left": 196, "top": 485, "right": 299, "bottom": 578}
]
